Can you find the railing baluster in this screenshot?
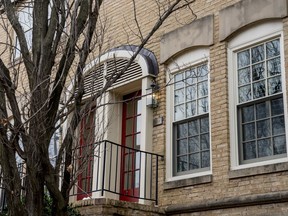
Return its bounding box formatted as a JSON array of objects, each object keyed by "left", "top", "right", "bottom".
[
  {"left": 150, "top": 154, "right": 153, "bottom": 200},
  {"left": 96, "top": 142, "right": 100, "bottom": 191},
  {"left": 101, "top": 141, "right": 107, "bottom": 196},
  {"left": 144, "top": 152, "right": 147, "bottom": 199},
  {"left": 109, "top": 142, "right": 112, "bottom": 191},
  {"left": 115, "top": 144, "right": 119, "bottom": 192},
  {"left": 155, "top": 156, "right": 159, "bottom": 205},
  {"left": 139, "top": 151, "right": 142, "bottom": 199}
]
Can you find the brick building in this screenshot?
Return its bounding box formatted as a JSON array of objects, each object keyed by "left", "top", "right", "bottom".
[
  {"left": 1, "top": 0, "right": 288, "bottom": 215},
  {"left": 70, "top": 0, "right": 288, "bottom": 215}
]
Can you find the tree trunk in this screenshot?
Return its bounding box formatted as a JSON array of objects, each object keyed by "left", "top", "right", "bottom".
[{"left": 25, "top": 162, "right": 44, "bottom": 216}]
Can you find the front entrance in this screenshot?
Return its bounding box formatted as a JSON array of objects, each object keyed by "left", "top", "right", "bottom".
[{"left": 120, "top": 91, "right": 141, "bottom": 202}]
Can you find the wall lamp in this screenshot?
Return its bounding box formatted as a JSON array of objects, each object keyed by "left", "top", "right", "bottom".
[{"left": 146, "top": 80, "right": 160, "bottom": 108}]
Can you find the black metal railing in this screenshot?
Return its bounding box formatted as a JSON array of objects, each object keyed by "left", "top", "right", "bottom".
[{"left": 70, "top": 140, "right": 163, "bottom": 205}]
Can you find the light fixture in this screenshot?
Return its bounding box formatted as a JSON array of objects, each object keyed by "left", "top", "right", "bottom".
[{"left": 146, "top": 80, "right": 159, "bottom": 108}]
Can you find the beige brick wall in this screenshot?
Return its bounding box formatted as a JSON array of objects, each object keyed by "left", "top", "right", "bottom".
[
  {"left": 2, "top": 0, "right": 288, "bottom": 215},
  {"left": 68, "top": 0, "right": 288, "bottom": 213}
]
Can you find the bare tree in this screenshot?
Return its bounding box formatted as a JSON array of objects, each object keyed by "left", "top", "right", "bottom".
[{"left": 0, "top": 0, "right": 195, "bottom": 215}]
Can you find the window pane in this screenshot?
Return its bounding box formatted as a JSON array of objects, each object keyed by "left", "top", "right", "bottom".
[
  {"left": 237, "top": 50, "right": 250, "bottom": 68},
  {"left": 186, "top": 85, "right": 196, "bottom": 101},
  {"left": 243, "top": 123, "right": 255, "bottom": 141},
  {"left": 186, "top": 69, "right": 197, "bottom": 84},
  {"left": 253, "top": 81, "right": 266, "bottom": 99},
  {"left": 273, "top": 135, "right": 286, "bottom": 155},
  {"left": 271, "top": 98, "right": 284, "bottom": 116},
  {"left": 188, "top": 136, "right": 200, "bottom": 153},
  {"left": 243, "top": 141, "right": 256, "bottom": 160},
  {"left": 126, "top": 102, "right": 133, "bottom": 117},
  {"left": 198, "top": 81, "right": 208, "bottom": 97},
  {"left": 175, "top": 73, "right": 184, "bottom": 89},
  {"left": 188, "top": 120, "right": 199, "bottom": 136},
  {"left": 125, "top": 136, "right": 133, "bottom": 148},
  {"left": 200, "top": 134, "right": 209, "bottom": 150},
  {"left": 267, "top": 57, "right": 281, "bottom": 76},
  {"left": 258, "top": 139, "right": 272, "bottom": 157},
  {"left": 198, "top": 98, "right": 208, "bottom": 114},
  {"left": 239, "top": 85, "right": 251, "bottom": 103},
  {"left": 124, "top": 173, "right": 131, "bottom": 190},
  {"left": 257, "top": 119, "right": 270, "bottom": 138},
  {"left": 252, "top": 63, "right": 265, "bottom": 81},
  {"left": 174, "top": 105, "right": 185, "bottom": 121},
  {"left": 177, "top": 139, "right": 188, "bottom": 155},
  {"left": 189, "top": 153, "right": 200, "bottom": 170},
  {"left": 186, "top": 101, "right": 196, "bottom": 117},
  {"left": 256, "top": 102, "right": 269, "bottom": 119},
  {"left": 174, "top": 89, "right": 184, "bottom": 105},
  {"left": 266, "top": 39, "right": 280, "bottom": 58},
  {"left": 177, "top": 156, "right": 188, "bottom": 172},
  {"left": 197, "top": 65, "right": 208, "bottom": 81},
  {"left": 238, "top": 67, "right": 250, "bottom": 85},
  {"left": 125, "top": 153, "right": 133, "bottom": 171},
  {"left": 242, "top": 105, "right": 254, "bottom": 122},
  {"left": 177, "top": 123, "right": 188, "bottom": 138},
  {"left": 251, "top": 44, "right": 264, "bottom": 63},
  {"left": 268, "top": 76, "right": 282, "bottom": 95},
  {"left": 200, "top": 117, "right": 209, "bottom": 133},
  {"left": 272, "top": 116, "right": 285, "bottom": 135},
  {"left": 201, "top": 151, "right": 210, "bottom": 168},
  {"left": 126, "top": 119, "right": 133, "bottom": 135}
]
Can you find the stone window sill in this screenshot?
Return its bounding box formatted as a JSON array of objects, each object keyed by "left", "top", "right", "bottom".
[
  {"left": 229, "top": 162, "right": 288, "bottom": 179},
  {"left": 164, "top": 174, "right": 212, "bottom": 190}
]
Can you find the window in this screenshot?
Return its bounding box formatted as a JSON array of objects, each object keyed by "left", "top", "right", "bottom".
[
  {"left": 237, "top": 38, "right": 286, "bottom": 164},
  {"left": 14, "top": 5, "right": 33, "bottom": 59},
  {"left": 166, "top": 48, "right": 211, "bottom": 180},
  {"left": 228, "top": 21, "right": 287, "bottom": 168},
  {"left": 173, "top": 64, "right": 210, "bottom": 175}
]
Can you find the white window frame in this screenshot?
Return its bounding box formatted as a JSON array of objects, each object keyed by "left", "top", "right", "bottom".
[
  {"left": 166, "top": 48, "right": 212, "bottom": 182},
  {"left": 228, "top": 21, "right": 288, "bottom": 170}
]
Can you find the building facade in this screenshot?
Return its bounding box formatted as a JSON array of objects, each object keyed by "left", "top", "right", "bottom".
[
  {"left": 71, "top": 0, "right": 288, "bottom": 215},
  {"left": 1, "top": 0, "right": 288, "bottom": 215}
]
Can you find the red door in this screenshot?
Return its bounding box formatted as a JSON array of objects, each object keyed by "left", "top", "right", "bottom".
[
  {"left": 120, "top": 91, "right": 141, "bottom": 202},
  {"left": 77, "top": 110, "right": 95, "bottom": 200}
]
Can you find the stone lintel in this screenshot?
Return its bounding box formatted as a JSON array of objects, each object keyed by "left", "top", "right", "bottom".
[
  {"left": 219, "top": 0, "right": 288, "bottom": 41},
  {"left": 160, "top": 15, "right": 214, "bottom": 64}
]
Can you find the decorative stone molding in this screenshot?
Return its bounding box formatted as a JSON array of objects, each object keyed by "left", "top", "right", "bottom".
[
  {"left": 165, "top": 191, "right": 288, "bottom": 214},
  {"left": 160, "top": 15, "right": 213, "bottom": 63},
  {"left": 229, "top": 162, "right": 288, "bottom": 179},
  {"left": 164, "top": 174, "right": 212, "bottom": 190},
  {"left": 219, "top": 0, "right": 288, "bottom": 41}
]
